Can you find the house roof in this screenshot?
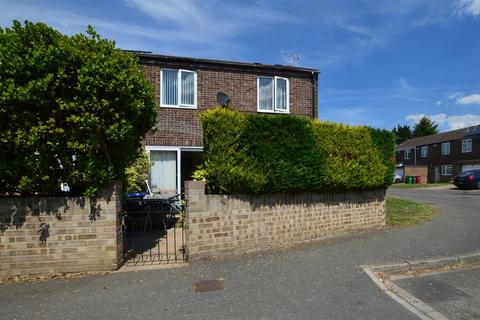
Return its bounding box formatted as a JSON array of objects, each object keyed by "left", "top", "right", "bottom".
[
  {"left": 397, "top": 124, "right": 480, "bottom": 150},
  {"left": 125, "top": 50, "right": 320, "bottom": 74}
]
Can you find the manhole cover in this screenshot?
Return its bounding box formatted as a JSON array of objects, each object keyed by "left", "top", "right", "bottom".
[{"left": 194, "top": 279, "right": 224, "bottom": 293}]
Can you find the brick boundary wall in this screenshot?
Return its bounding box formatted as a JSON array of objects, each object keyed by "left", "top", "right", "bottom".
[
  {"left": 184, "top": 180, "right": 386, "bottom": 260},
  {"left": 0, "top": 182, "right": 123, "bottom": 277}
]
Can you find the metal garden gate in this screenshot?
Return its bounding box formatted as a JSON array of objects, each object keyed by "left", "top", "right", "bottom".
[{"left": 122, "top": 194, "right": 186, "bottom": 265}]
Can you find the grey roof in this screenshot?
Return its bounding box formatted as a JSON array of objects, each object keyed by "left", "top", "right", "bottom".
[
  {"left": 125, "top": 50, "right": 320, "bottom": 74},
  {"left": 397, "top": 124, "right": 480, "bottom": 150}
]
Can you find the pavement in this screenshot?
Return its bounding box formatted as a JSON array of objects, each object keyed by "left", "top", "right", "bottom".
[
  {"left": 392, "top": 266, "right": 480, "bottom": 320},
  {"left": 1, "top": 187, "right": 480, "bottom": 320}
]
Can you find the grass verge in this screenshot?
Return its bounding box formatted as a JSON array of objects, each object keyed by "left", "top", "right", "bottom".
[
  {"left": 386, "top": 196, "right": 438, "bottom": 228},
  {"left": 389, "top": 183, "right": 450, "bottom": 189}
]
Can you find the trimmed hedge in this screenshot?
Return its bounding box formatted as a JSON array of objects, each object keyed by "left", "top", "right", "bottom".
[{"left": 198, "top": 108, "right": 395, "bottom": 194}]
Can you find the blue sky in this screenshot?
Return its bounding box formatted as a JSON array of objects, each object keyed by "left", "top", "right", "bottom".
[{"left": 1, "top": 0, "right": 480, "bottom": 131}]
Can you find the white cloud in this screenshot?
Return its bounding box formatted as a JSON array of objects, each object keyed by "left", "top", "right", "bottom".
[
  {"left": 457, "top": 93, "right": 480, "bottom": 105},
  {"left": 0, "top": 0, "right": 296, "bottom": 58},
  {"left": 455, "top": 0, "right": 480, "bottom": 16},
  {"left": 448, "top": 92, "right": 464, "bottom": 99},
  {"left": 122, "top": 0, "right": 296, "bottom": 46},
  {"left": 308, "top": 0, "right": 455, "bottom": 68},
  {"left": 406, "top": 113, "right": 480, "bottom": 130},
  {"left": 396, "top": 77, "right": 412, "bottom": 90},
  {"left": 435, "top": 101, "right": 442, "bottom": 106}
]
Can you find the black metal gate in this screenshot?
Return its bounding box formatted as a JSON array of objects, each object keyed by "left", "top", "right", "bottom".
[{"left": 122, "top": 194, "right": 186, "bottom": 265}]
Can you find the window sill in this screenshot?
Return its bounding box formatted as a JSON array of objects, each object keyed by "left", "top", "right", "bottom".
[
  {"left": 257, "top": 109, "right": 290, "bottom": 114},
  {"left": 160, "top": 105, "right": 197, "bottom": 110}
]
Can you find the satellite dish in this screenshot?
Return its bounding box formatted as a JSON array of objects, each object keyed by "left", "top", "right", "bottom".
[{"left": 216, "top": 92, "right": 231, "bottom": 107}]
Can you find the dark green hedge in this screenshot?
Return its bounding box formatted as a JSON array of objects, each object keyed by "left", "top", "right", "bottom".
[{"left": 198, "top": 108, "right": 395, "bottom": 194}]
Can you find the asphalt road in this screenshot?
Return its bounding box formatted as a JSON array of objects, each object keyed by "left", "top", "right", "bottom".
[{"left": 1, "top": 187, "right": 479, "bottom": 320}]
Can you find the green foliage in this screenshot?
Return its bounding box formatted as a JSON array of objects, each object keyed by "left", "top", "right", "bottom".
[
  {"left": 312, "top": 122, "right": 388, "bottom": 190},
  {"left": 124, "top": 149, "right": 150, "bottom": 193},
  {"left": 392, "top": 124, "right": 412, "bottom": 144},
  {"left": 412, "top": 116, "right": 439, "bottom": 138},
  {"left": 386, "top": 196, "right": 438, "bottom": 227},
  {"left": 199, "top": 108, "right": 267, "bottom": 193},
  {"left": 0, "top": 21, "right": 157, "bottom": 196},
  {"left": 241, "top": 115, "right": 325, "bottom": 192},
  {"left": 369, "top": 127, "right": 396, "bottom": 187},
  {"left": 198, "top": 108, "right": 395, "bottom": 194},
  {"left": 191, "top": 168, "right": 207, "bottom": 182}
]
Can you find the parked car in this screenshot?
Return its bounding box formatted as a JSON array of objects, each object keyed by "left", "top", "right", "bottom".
[
  {"left": 393, "top": 174, "right": 403, "bottom": 183},
  {"left": 453, "top": 170, "right": 480, "bottom": 189}
]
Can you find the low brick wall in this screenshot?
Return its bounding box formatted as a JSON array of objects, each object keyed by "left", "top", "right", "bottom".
[
  {"left": 0, "top": 183, "right": 123, "bottom": 277},
  {"left": 185, "top": 180, "right": 385, "bottom": 260}
]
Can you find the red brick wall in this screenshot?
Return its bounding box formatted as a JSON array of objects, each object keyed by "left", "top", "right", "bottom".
[
  {"left": 404, "top": 166, "right": 428, "bottom": 183},
  {"left": 141, "top": 62, "right": 318, "bottom": 147}
]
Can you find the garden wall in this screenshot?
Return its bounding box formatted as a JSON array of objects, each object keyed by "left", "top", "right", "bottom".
[
  {"left": 184, "top": 181, "right": 386, "bottom": 260},
  {"left": 0, "top": 182, "right": 123, "bottom": 278}
]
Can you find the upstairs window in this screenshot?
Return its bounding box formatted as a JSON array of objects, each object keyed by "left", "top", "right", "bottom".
[
  {"left": 441, "top": 142, "right": 450, "bottom": 155},
  {"left": 404, "top": 149, "right": 412, "bottom": 159},
  {"left": 462, "top": 139, "right": 472, "bottom": 153},
  {"left": 161, "top": 69, "right": 196, "bottom": 108},
  {"left": 421, "top": 146, "right": 428, "bottom": 157},
  {"left": 257, "top": 76, "right": 289, "bottom": 113}
]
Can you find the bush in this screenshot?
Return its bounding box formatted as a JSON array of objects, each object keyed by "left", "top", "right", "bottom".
[
  {"left": 198, "top": 108, "right": 395, "bottom": 194},
  {"left": 0, "top": 21, "right": 156, "bottom": 196},
  {"left": 124, "top": 149, "right": 150, "bottom": 193}
]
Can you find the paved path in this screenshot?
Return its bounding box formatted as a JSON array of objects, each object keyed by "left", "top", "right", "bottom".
[{"left": 1, "top": 188, "right": 479, "bottom": 320}]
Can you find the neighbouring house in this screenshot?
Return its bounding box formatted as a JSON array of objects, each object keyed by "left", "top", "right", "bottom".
[
  {"left": 395, "top": 125, "right": 480, "bottom": 183},
  {"left": 133, "top": 51, "right": 319, "bottom": 195}
]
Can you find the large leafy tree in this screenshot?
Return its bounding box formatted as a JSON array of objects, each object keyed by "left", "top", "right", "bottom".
[
  {"left": 412, "top": 116, "right": 439, "bottom": 138},
  {"left": 391, "top": 124, "right": 412, "bottom": 144},
  {"left": 0, "top": 21, "right": 156, "bottom": 196}
]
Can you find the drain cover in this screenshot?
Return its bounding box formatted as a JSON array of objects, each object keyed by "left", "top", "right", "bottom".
[{"left": 194, "top": 279, "right": 224, "bottom": 293}]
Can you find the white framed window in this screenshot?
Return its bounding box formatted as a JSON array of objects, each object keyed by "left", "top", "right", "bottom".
[
  {"left": 161, "top": 69, "right": 197, "bottom": 108},
  {"left": 462, "top": 139, "right": 472, "bottom": 153},
  {"left": 257, "top": 76, "right": 289, "bottom": 113},
  {"left": 441, "top": 142, "right": 450, "bottom": 155},
  {"left": 420, "top": 146, "right": 428, "bottom": 158},
  {"left": 145, "top": 146, "right": 181, "bottom": 195},
  {"left": 404, "top": 149, "right": 412, "bottom": 159},
  {"left": 441, "top": 165, "right": 452, "bottom": 176}
]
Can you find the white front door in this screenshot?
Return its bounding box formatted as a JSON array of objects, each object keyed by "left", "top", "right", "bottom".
[
  {"left": 149, "top": 150, "right": 179, "bottom": 195},
  {"left": 434, "top": 166, "right": 441, "bottom": 183}
]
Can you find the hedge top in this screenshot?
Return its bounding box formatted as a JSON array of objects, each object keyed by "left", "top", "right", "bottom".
[{"left": 197, "top": 108, "right": 395, "bottom": 194}]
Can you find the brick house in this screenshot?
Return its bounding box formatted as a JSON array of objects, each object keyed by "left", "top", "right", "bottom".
[
  {"left": 133, "top": 51, "right": 319, "bottom": 194},
  {"left": 395, "top": 125, "right": 480, "bottom": 182}
]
